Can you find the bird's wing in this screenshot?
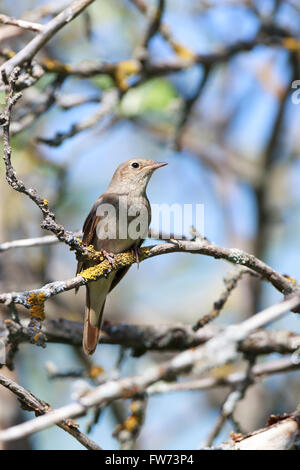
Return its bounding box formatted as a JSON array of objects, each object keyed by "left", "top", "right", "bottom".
[
  {"left": 77, "top": 195, "right": 116, "bottom": 354},
  {"left": 109, "top": 194, "right": 150, "bottom": 292},
  {"left": 76, "top": 198, "right": 102, "bottom": 276}
]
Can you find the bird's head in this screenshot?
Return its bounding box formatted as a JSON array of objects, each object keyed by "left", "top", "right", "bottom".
[{"left": 108, "top": 158, "right": 168, "bottom": 195}]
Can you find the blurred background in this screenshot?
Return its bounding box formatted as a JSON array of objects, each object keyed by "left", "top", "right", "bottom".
[{"left": 0, "top": 0, "right": 299, "bottom": 450}]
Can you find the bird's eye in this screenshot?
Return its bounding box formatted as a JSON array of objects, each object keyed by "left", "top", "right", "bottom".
[{"left": 131, "top": 162, "right": 139, "bottom": 169}]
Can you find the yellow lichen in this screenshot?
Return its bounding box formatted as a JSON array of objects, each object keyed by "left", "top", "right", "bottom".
[
  {"left": 282, "top": 37, "right": 300, "bottom": 51},
  {"left": 283, "top": 274, "right": 298, "bottom": 286},
  {"left": 79, "top": 248, "right": 150, "bottom": 281},
  {"left": 114, "top": 60, "right": 141, "bottom": 91},
  {"left": 5, "top": 49, "right": 16, "bottom": 59},
  {"left": 210, "top": 363, "right": 235, "bottom": 379},
  {"left": 28, "top": 292, "right": 46, "bottom": 321},
  {"left": 124, "top": 415, "right": 139, "bottom": 432},
  {"left": 89, "top": 365, "right": 105, "bottom": 379},
  {"left": 172, "top": 42, "right": 196, "bottom": 61},
  {"left": 42, "top": 198, "right": 48, "bottom": 205},
  {"left": 130, "top": 400, "right": 142, "bottom": 414},
  {"left": 33, "top": 332, "right": 42, "bottom": 342},
  {"left": 41, "top": 58, "right": 72, "bottom": 73},
  {"left": 80, "top": 261, "right": 111, "bottom": 281}
]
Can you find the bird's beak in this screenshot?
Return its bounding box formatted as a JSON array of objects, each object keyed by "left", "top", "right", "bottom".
[{"left": 150, "top": 161, "right": 168, "bottom": 171}]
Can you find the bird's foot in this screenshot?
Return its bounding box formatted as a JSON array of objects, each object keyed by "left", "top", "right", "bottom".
[
  {"left": 131, "top": 245, "right": 142, "bottom": 269},
  {"left": 101, "top": 250, "right": 115, "bottom": 266}
]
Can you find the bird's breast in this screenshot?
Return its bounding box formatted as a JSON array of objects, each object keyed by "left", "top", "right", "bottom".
[{"left": 94, "top": 194, "right": 151, "bottom": 253}]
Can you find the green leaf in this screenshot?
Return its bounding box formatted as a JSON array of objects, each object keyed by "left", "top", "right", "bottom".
[
  {"left": 120, "top": 78, "right": 178, "bottom": 117},
  {"left": 91, "top": 74, "right": 114, "bottom": 90}
]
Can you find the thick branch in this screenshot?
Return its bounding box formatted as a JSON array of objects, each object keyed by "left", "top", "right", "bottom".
[
  {"left": 6, "top": 318, "right": 299, "bottom": 357},
  {"left": 0, "top": 295, "right": 298, "bottom": 442},
  {"left": 214, "top": 410, "right": 300, "bottom": 450},
  {"left": 0, "top": 241, "right": 298, "bottom": 310}
]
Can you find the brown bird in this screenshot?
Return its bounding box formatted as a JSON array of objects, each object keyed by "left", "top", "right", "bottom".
[{"left": 77, "top": 158, "right": 167, "bottom": 355}]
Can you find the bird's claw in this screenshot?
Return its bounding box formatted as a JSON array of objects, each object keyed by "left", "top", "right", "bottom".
[
  {"left": 131, "top": 246, "right": 142, "bottom": 269},
  {"left": 101, "top": 250, "right": 115, "bottom": 266}
]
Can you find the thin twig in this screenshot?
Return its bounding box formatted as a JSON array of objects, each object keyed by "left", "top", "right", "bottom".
[
  {"left": 193, "top": 268, "right": 257, "bottom": 331},
  {"left": 0, "top": 0, "right": 95, "bottom": 82},
  {"left": 203, "top": 356, "right": 255, "bottom": 447},
  {"left": 0, "top": 374, "right": 102, "bottom": 450},
  {"left": 0, "top": 70, "right": 90, "bottom": 258},
  {"left": 0, "top": 14, "right": 43, "bottom": 33},
  {"left": 37, "top": 88, "right": 119, "bottom": 146},
  {"left": 147, "top": 356, "right": 300, "bottom": 395}
]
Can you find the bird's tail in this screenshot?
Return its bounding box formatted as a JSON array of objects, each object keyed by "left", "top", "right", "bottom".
[{"left": 83, "top": 278, "right": 110, "bottom": 355}]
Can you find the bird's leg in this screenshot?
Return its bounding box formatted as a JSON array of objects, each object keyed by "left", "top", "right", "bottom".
[
  {"left": 131, "top": 245, "right": 142, "bottom": 269},
  {"left": 101, "top": 250, "right": 115, "bottom": 266}
]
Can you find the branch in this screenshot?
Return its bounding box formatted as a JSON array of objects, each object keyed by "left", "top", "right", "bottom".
[
  {"left": 0, "top": 14, "right": 43, "bottom": 33},
  {"left": 0, "top": 1, "right": 73, "bottom": 42},
  {"left": 140, "top": 0, "right": 165, "bottom": 51},
  {"left": 0, "top": 70, "right": 90, "bottom": 258},
  {"left": 0, "top": 239, "right": 298, "bottom": 312},
  {"left": 0, "top": 232, "right": 82, "bottom": 252},
  {"left": 0, "top": 374, "right": 102, "bottom": 450},
  {"left": 9, "top": 75, "right": 64, "bottom": 136},
  {"left": 37, "top": 88, "right": 119, "bottom": 146},
  {"left": 147, "top": 356, "right": 300, "bottom": 395},
  {"left": 0, "top": 0, "right": 95, "bottom": 82},
  {"left": 0, "top": 228, "right": 188, "bottom": 252},
  {"left": 193, "top": 268, "right": 256, "bottom": 331},
  {"left": 0, "top": 294, "right": 298, "bottom": 442},
  {"left": 214, "top": 409, "right": 300, "bottom": 450},
  {"left": 5, "top": 317, "right": 299, "bottom": 357},
  {"left": 203, "top": 357, "right": 256, "bottom": 446}
]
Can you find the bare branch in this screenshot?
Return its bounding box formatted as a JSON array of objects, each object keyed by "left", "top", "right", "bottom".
[
  {"left": 0, "top": 374, "right": 102, "bottom": 450},
  {"left": 4, "top": 317, "right": 300, "bottom": 356},
  {"left": 0, "top": 1, "right": 73, "bottom": 42},
  {"left": 0, "top": 232, "right": 82, "bottom": 253},
  {"left": 0, "top": 15, "right": 43, "bottom": 33},
  {"left": 193, "top": 268, "right": 256, "bottom": 331},
  {"left": 0, "top": 294, "right": 298, "bottom": 443},
  {"left": 203, "top": 357, "right": 255, "bottom": 447},
  {"left": 37, "top": 88, "right": 119, "bottom": 146},
  {"left": 213, "top": 409, "right": 300, "bottom": 450},
  {"left": 0, "top": 71, "right": 90, "bottom": 258},
  {"left": 147, "top": 356, "right": 300, "bottom": 395},
  {"left": 0, "top": 0, "right": 95, "bottom": 82},
  {"left": 140, "top": 0, "right": 165, "bottom": 52}
]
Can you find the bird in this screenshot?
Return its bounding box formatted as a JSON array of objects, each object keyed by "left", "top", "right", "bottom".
[{"left": 76, "top": 158, "right": 167, "bottom": 355}]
